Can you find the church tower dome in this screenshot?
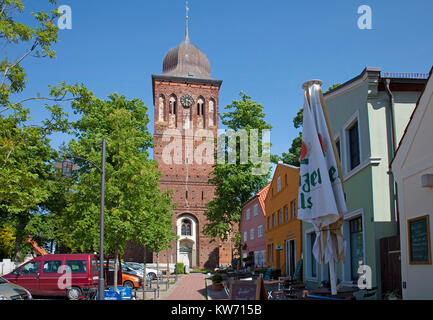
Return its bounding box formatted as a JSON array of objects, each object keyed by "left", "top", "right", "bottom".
[
  {"left": 162, "top": 3, "right": 212, "bottom": 80},
  {"left": 162, "top": 32, "right": 212, "bottom": 79}
]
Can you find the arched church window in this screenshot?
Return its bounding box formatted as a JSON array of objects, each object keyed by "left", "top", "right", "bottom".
[
  {"left": 197, "top": 97, "right": 205, "bottom": 128},
  {"left": 209, "top": 99, "right": 215, "bottom": 127},
  {"left": 158, "top": 95, "right": 165, "bottom": 122},
  {"left": 197, "top": 98, "right": 204, "bottom": 116},
  {"left": 181, "top": 219, "right": 192, "bottom": 236},
  {"left": 169, "top": 96, "right": 177, "bottom": 115}
]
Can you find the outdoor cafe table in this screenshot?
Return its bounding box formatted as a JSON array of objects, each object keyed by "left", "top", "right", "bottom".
[{"left": 263, "top": 279, "right": 285, "bottom": 289}]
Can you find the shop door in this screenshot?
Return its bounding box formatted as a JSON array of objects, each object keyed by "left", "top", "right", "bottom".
[{"left": 380, "top": 235, "right": 402, "bottom": 298}]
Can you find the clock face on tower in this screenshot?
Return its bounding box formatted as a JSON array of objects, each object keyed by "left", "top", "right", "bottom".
[{"left": 180, "top": 94, "right": 194, "bottom": 108}]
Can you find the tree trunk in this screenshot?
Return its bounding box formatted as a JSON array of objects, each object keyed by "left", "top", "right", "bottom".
[
  {"left": 166, "top": 248, "right": 170, "bottom": 288},
  {"left": 156, "top": 252, "right": 159, "bottom": 290},
  {"left": 142, "top": 245, "right": 147, "bottom": 300},
  {"left": 14, "top": 215, "right": 27, "bottom": 262},
  {"left": 175, "top": 240, "right": 178, "bottom": 282}
]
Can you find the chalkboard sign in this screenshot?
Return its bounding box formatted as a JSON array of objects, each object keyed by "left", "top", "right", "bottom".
[
  {"left": 408, "top": 215, "right": 431, "bottom": 264},
  {"left": 228, "top": 278, "right": 267, "bottom": 300}
]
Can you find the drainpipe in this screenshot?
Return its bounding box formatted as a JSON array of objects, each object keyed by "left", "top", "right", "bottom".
[
  {"left": 384, "top": 79, "right": 400, "bottom": 235},
  {"left": 384, "top": 79, "right": 397, "bottom": 154}
]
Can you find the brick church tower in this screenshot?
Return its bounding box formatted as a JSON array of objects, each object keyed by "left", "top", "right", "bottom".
[{"left": 151, "top": 24, "right": 232, "bottom": 269}]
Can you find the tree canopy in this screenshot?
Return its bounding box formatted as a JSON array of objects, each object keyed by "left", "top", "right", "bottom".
[{"left": 204, "top": 92, "right": 272, "bottom": 245}]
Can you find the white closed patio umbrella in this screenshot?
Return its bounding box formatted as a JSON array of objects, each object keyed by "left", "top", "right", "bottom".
[{"left": 297, "top": 80, "right": 347, "bottom": 295}]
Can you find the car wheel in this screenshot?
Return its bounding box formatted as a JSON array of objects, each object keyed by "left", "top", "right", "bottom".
[
  {"left": 147, "top": 272, "right": 156, "bottom": 281},
  {"left": 123, "top": 281, "right": 134, "bottom": 288},
  {"left": 67, "top": 287, "right": 82, "bottom": 300}
]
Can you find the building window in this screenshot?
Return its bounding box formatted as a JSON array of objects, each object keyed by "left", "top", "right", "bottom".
[
  {"left": 243, "top": 231, "right": 247, "bottom": 242},
  {"left": 258, "top": 225, "right": 263, "bottom": 238},
  {"left": 268, "top": 244, "right": 272, "bottom": 265},
  {"left": 284, "top": 206, "right": 289, "bottom": 222},
  {"left": 309, "top": 232, "right": 317, "bottom": 278},
  {"left": 253, "top": 204, "right": 258, "bottom": 216},
  {"left": 291, "top": 200, "right": 297, "bottom": 219},
  {"left": 273, "top": 213, "right": 276, "bottom": 228},
  {"left": 347, "top": 121, "right": 360, "bottom": 170},
  {"left": 267, "top": 217, "right": 271, "bottom": 230},
  {"left": 197, "top": 98, "right": 204, "bottom": 116},
  {"left": 181, "top": 219, "right": 191, "bottom": 236},
  {"left": 278, "top": 210, "right": 282, "bottom": 225},
  {"left": 246, "top": 208, "right": 251, "bottom": 220},
  {"left": 169, "top": 97, "right": 177, "bottom": 115},
  {"left": 209, "top": 99, "right": 216, "bottom": 127},
  {"left": 335, "top": 137, "right": 341, "bottom": 161},
  {"left": 277, "top": 176, "right": 281, "bottom": 192},
  {"left": 158, "top": 95, "right": 165, "bottom": 122},
  {"left": 250, "top": 228, "right": 255, "bottom": 241},
  {"left": 349, "top": 217, "right": 363, "bottom": 281}
]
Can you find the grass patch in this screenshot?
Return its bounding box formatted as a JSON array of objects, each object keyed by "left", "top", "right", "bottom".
[{"left": 191, "top": 269, "right": 212, "bottom": 274}]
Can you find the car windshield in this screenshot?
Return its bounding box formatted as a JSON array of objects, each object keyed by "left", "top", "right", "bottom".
[
  {"left": 121, "top": 264, "right": 132, "bottom": 271},
  {"left": 125, "top": 263, "right": 142, "bottom": 270},
  {"left": 0, "top": 277, "right": 8, "bottom": 284}
]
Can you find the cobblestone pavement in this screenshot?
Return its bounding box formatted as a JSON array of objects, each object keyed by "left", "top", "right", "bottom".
[{"left": 166, "top": 273, "right": 207, "bottom": 300}]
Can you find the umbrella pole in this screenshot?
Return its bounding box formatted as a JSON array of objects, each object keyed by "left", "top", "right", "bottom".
[{"left": 329, "top": 260, "right": 337, "bottom": 295}]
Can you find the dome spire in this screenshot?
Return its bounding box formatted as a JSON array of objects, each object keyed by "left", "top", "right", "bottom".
[
  {"left": 161, "top": 0, "right": 212, "bottom": 79},
  {"left": 185, "top": 0, "right": 190, "bottom": 41}
]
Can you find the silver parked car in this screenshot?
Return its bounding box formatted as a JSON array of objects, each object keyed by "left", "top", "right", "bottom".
[
  {"left": 0, "top": 276, "right": 32, "bottom": 300},
  {"left": 123, "top": 262, "right": 162, "bottom": 280}
]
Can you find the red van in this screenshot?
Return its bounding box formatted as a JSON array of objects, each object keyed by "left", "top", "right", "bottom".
[{"left": 3, "top": 254, "right": 100, "bottom": 300}]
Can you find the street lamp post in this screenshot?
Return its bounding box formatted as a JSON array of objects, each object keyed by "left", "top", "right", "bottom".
[
  {"left": 55, "top": 138, "right": 106, "bottom": 300},
  {"left": 98, "top": 138, "right": 106, "bottom": 300}
]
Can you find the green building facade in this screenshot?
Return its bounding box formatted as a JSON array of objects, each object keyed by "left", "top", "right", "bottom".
[{"left": 301, "top": 67, "right": 427, "bottom": 299}]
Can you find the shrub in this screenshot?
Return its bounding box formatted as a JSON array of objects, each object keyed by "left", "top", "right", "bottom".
[
  {"left": 175, "top": 262, "right": 185, "bottom": 274},
  {"left": 211, "top": 273, "right": 223, "bottom": 283}
]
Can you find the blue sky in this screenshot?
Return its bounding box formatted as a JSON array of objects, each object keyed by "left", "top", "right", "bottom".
[{"left": 11, "top": 0, "right": 433, "bottom": 158}]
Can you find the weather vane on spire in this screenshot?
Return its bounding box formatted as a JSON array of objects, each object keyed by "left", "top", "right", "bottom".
[{"left": 185, "top": 0, "right": 190, "bottom": 40}]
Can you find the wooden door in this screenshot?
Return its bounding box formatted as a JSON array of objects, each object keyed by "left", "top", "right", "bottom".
[{"left": 380, "top": 235, "right": 402, "bottom": 297}]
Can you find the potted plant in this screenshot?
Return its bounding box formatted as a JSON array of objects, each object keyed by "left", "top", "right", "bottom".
[
  {"left": 211, "top": 273, "right": 224, "bottom": 291},
  {"left": 385, "top": 291, "right": 400, "bottom": 300}
]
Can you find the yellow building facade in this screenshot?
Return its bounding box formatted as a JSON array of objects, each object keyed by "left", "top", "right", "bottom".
[{"left": 264, "top": 163, "right": 302, "bottom": 277}]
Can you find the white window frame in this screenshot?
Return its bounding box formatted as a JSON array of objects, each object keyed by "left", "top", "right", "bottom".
[
  {"left": 291, "top": 200, "right": 296, "bottom": 219},
  {"left": 334, "top": 133, "right": 342, "bottom": 165},
  {"left": 246, "top": 208, "right": 251, "bottom": 220},
  {"left": 343, "top": 111, "right": 362, "bottom": 175},
  {"left": 258, "top": 225, "right": 263, "bottom": 238},
  {"left": 250, "top": 228, "right": 255, "bottom": 241},
  {"left": 342, "top": 208, "right": 366, "bottom": 287},
  {"left": 243, "top": 231, "right": 247, "bottom": 243},
  {"left": 305, "top": 228, "right": 318, "bottom": 280},
  {"left": 253, "top": 204, "right": 258, "bottom": 216},
  {"left": 277, "top": 176, "right": 281, "bottom": 192},
  {"left": 285, "top": 238, "right": 297, "bottom": 277}
]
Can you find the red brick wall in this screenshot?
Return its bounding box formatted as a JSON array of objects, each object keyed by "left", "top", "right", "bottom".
[{"left": 152, "top": 78, "right": 222, "bottom": 269}]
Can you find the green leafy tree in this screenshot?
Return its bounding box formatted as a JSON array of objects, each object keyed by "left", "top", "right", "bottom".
[
  {"left": 277, "top": 84, "right": 341, "bottom": 166},
  {"left": 64, "top": 94, "right": 175, "bottom": 289},
  {"left": 204, "top": 92, "right": 272, "bottom": 249},
  {"left": 0, "top": 224, "right": 15, "bottom": 258},
  {"left": 0, "top": 0, "right": 93, "bottom": 261}
]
